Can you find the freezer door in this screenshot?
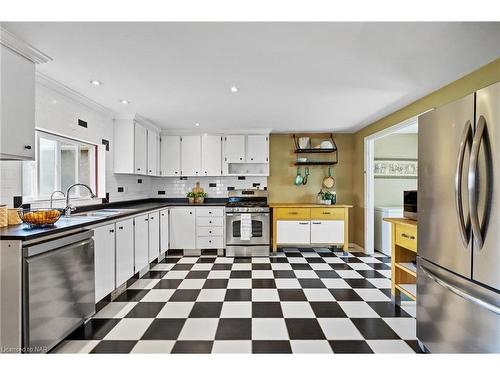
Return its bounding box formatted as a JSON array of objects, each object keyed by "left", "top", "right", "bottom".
[
  {"left": 473, "top": 82, "right": 500, "bottom": 291},
  {"left": 418, "top": 94, "right": 474, "bottom": 278},
  {"left": 417, "top": 257, "right": 500, "bottom": 353}
]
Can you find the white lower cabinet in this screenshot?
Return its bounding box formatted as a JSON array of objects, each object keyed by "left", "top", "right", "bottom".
[
  {"left": 160, "top": 209, "right": 169, "bottom": 255},
  {"left": 169, "top": 208, "right": 196, "bottom": 249},
  {"left": 196, "top": 207, "right": 224, "bottom": 249},
  {"left": 310, "top": 220, "right": 344, "bottom": 244},
  {"left": 115, "top": 218, "right": 134, "bottom": 286},
  {"left": 134, "top": 214, "right": 150, "bottom": 271},
  {"left": 93, "top": 223, "right": 116, "bottom": 303},
  {"left": 148, "top": 211, "right": 160, "bottom": 262},
  {"left": 277, "top": 221, "right": 311, "bottom": 244}
]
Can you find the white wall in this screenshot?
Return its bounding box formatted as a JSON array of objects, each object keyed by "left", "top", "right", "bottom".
[{"left": 374, "top": 133, "right": 418, "bottom": 207}]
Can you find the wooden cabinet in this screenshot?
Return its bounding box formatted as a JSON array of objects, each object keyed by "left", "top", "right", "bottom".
[
  {"left": 277, "top": 221, "right": 311, "bottom": 244},
  {"left": 134, "top": 123, "right": 148, "bottom": 174},
  {"left": 134, "top": 214, "right": 149, "bottom": 272},
  {"left": 115, "top": 218, "right": 134, "bottom": 286},
  {"left": 160, "top": 209, "right": 169, "bottom": 255},
  {"left": 272, "top": 205, "right": 351, "bottom": 252},
  {"left": 201, "top": 135, "right": 222, "bottom": 176},
  {"left": 224, "top": 135, "right": 246, "bottom": 163},
  {"left": 246, "top": 135, "right": 268, "bottom": 163},
  {"left": 93, "top": 223, "right": 116, "bottom": 302},
  {"left": 148, "top": 211, "right": 160, "bottom": 262},
  {"left": 147, "top": 129, "right": 159, "bottom": 176},
  {"left": 311, "top": 220, "right": 344, "bottom": 244},
  {"left": 181, "top": 135, "right": 201, "bottom": 176},
  {"left": 385, "top": 218, "right": 417, "bottom": 305},
  {"left": 0, "top": 45, "right": 36, "bottom": 160},
  {"left": 169, "top": 208, "right": 196, "bottom": 249},
  {"left": 160, "top": 135, "right": 181, "bottom": 176}
]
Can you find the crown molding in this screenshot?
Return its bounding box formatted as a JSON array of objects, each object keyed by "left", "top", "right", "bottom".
[
  {"left": 113, "top": 113, "right": 161, "bottom": 132},
  {"left": 161, "top": 128, "right": 272, "bottom": 135},
  {"left": 36, "top": 72, "right": 113, "bottom": 116},
  {"left": 0, "top": 27, "right": 52, "bottom": 64}
]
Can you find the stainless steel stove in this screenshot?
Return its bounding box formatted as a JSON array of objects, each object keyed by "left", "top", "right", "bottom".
[{"left": 225, "top": 189, "right": 270, "bottom": 257}]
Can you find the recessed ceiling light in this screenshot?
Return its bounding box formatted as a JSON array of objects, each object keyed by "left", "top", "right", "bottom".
[
  {"left": 195, "top": 123, "right": 200, "bottom": 127},
  {"left": 119, "top": 100, "right": 130, "bottom": 105},
  {"left": 230, "top": 86, "right": 238, "bottom": 93},
  {"left": 90, "top": 80, "right": 102, "bottom": 86}
]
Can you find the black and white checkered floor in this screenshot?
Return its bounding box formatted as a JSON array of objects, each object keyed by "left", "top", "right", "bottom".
[{"left": 52, "top": 247, "right": 421, "bottom": 354}]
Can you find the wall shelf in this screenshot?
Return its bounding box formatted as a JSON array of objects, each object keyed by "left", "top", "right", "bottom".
[
  {"left": 292, "top": 133, "right": 338, "bottom": 165},
  {"left": 294, "top": 161, "right": 337, "bottom": 166}
]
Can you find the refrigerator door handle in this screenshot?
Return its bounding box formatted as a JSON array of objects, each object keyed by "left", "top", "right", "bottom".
[
  {"left": 455, "top": 120, "right": 472, "bottom": 247},
  {"left": 420, "top": 265, "right": 500, "bottom": 315},
  {"left": 468, "top": 115, "right": 486, "bottom": 249}
]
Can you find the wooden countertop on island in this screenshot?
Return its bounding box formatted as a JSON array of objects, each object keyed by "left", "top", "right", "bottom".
[
  {"left": 383, "top": 217, "right": 417, "bottom": 228},
  {"left": 269, "top": 203, "right": 353, "bottom": 208}
]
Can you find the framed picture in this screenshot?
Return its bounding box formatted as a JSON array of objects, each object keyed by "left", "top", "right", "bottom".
[{"left": 374, "top": 158, "right": 418, "bottom": 179}]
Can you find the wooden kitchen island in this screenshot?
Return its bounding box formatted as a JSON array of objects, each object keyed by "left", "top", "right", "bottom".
[{"left": 270, "top": 204, "right": 352, "bottom": 252}]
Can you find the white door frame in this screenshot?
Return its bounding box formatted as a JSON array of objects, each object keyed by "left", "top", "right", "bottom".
[{"left": 363, "top": 115, "right": 420, "bottom": 254}]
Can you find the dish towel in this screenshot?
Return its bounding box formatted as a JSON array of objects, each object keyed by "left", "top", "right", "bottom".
[{"left": 240, "top": 213, "right": 253, "bottom": 241}]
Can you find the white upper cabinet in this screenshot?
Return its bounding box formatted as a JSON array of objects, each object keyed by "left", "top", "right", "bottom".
[
  {"left": 114, "top": 118, "right": 159, "bottom": 175},
  {"left": 201, "top": 135, "right": 222, "bottom": 176},
  {"left": 246, "top": 135, "right": 269, "bottom": 163},
  {"left": 181, "top": 135, "right": 201, "bottom": 176},
  {"left": 147, "top": 129, "right": 159, "bottom": 176},
  {"left": 0, "top": 45, "right": 36, "bottom": 160},
  {"left": 134, "top": 123, "right": 147, "bottom": 175},
  {"left": 224, "top": 135, "right": 246, "bottom": 163},
  {"left": 160, "top": 135, "right": 181, "bottom": 176}
]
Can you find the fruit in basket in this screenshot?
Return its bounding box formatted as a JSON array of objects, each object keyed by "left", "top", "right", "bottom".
[{"left": 20, "top": 209, "right": 62, "bottom": 226}]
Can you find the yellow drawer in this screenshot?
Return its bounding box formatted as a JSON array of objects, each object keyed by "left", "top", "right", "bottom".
[
  {"left": 395, "top": 224, "right": 417, "bottom": 252},
  {"left": 310, "top": 207, "right": 345, "bottom": 220},
  {"left": 275, "top": 208, "right": 310, "bottom": 220}
]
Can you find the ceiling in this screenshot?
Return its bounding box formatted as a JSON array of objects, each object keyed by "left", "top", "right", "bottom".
[{"left": 3, "top": 22, "right": 500, "bottom": 132}]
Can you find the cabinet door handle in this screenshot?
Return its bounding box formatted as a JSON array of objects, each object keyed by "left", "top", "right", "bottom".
[
  {"left": 289, "top": 212, "right": 298, "bottom": 215},
  {"left": 209, "top": 230, "right": 212, "bottom": 234},
  {"left": 209, "top": 220, "right": 212, "bottom": 224},
  {"left": 239, "top": 157, "right": 243, "bottom": 160},
  {"left": 401, "top": 233, "right": 415, "bottom": 240},
  {"left": 109, "top": 229, "right": 115, "bottom": 233},
  {"left": 250, "top": 158, "right": 254, "bottom": 161},
  {"left": 322, "top": 211, "right": 331, "bottom": 214},
  {"left": 145, "top": 218, "right": 149, "bottom": 221},
  {"left": 118, "top": 226, "right": 123, "bottom": 230},
  {"left": 312, "top": 222, "right": 321, "bottom": 225},
  {"left": 24, "top": 145, "right": 32, "bottom": 150},
  {"left": 209, "top": 211, "right": 212, "bottom": 214},
  {"left": 299, "top": 222, "right": 309, "bottom": 225}
]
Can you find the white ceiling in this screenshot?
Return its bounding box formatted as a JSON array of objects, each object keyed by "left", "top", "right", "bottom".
[{"left": 3, "top": 22, "right": 500, "bottom": 132}]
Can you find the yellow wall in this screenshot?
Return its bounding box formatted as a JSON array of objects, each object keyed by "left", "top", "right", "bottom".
[
  {"left": 267, "top": 133, "right": 355, "bottom": 242},
  {"left": 352, "top": 58, "right": 500, "bottom": 247}
]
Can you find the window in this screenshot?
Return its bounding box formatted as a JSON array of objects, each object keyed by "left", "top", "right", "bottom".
[{"left": 23, "top": 131, "right": 98, "bottom": 201}]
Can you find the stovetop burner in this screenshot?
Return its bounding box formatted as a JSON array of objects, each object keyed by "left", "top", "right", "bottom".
[{"left": 225, "top": 201, "right": 268, "bottom": 208}]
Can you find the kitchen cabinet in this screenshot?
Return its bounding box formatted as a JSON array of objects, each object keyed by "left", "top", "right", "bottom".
[
  {"left": 310, "top": 220, "right": 344, "bottom": 244},
  {"left": 160, "top": 135, "right": 181, "bottom": 176},
  {"left": 196, "top": 207, "right": 225, "bottom": 249},
  {"left": 246, "top": 135, "right": 268, "bottom": 163},
  {"left": 134, "top": 214, "right": 149, "bottom": 272},
  {"left": 224, "top": 135, "right": 246, "bottom": 163},
  {"left": 160, "top": 209, "right": 169, "bottom": 255},
  {"left": 181, "top": 135, "right": 201, "bottom": 176},
  {"left": 0, "top": 45, "right": 36, "bottom": 160},
  {"left": 115, "top": 218, "right": 134, "bottom": 286},
  {"left": 201, "top": 135, "right": 222, "bottom": 176},
  {"left": 277, "top": 221, "right": 311, "bottom": 244},
  {"left": 147, "top": 129, "right": 159, "bottom": 176},
  {"left": 148, "top": 211, "right": 160, "bottom": 262},
  {"left": 93, "top": 223, "right": 116, "bottom": 302},
  {"left": 134, "top": 123, "right": 148, "bottom": 174},
  {"left": 169, "top": 208, "right": 196, "bottom": 249}
]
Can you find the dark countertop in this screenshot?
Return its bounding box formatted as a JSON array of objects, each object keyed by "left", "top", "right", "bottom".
[{"left": 0, "top": 198, "right": 227, "bottom": 241}]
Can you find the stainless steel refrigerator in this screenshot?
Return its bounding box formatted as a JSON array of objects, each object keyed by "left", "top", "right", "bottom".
[{"left": 417, "top": 81, "right": 500, "bottom": 353}]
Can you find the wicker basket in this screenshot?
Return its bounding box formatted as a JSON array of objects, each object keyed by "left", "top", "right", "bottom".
[
  {"left": 18, "top": 209, "right": 62, "bottom": 228},
  {"left": 0, "top": 205, "right": 7, "bottom": 228},
  {"left": 8, "top": 208, "right": 23, "bottom": 225}
]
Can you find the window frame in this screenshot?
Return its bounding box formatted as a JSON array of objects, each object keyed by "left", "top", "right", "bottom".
[{"left": 23, "top": 130, "right": 98, "bottom": 202}]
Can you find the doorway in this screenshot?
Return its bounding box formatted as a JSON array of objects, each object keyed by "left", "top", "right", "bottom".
[{"left": 364, "top": 116, "right": 419, "bottom": 254}]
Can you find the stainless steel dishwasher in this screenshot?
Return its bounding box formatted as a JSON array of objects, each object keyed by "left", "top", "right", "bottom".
[{"left": 22, "top": 230, "right": 95, "bottom": 352}]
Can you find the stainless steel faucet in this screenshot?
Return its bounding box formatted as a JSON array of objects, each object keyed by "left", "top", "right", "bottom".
[
  {"left": 64, "top": 183, "right": 97, "bottom": 216},
  {"left": 50, "top": 190, "right": 66, "bottom": 208}
]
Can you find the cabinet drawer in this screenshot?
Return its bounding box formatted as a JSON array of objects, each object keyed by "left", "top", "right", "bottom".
[
  {"left": 196, "top": 236, "right": 224, "bottom": 249},
  {"left": 275, "top": 208, "right": 310, "bottom": 220},
  {"left": 196, "top": 207, "right": 224, "bottom": 217},
  {"left": 197, "top": 226, "right": 224, "bottom": 236},
  {"left": 310, "top": 207, "right": 344, "bottom": 220},
  {"left": 197, "top": 216, "right": 224, "bottom": 227},
  {"left": 395, "top": 224, "right": 417, "bottom": 252}
]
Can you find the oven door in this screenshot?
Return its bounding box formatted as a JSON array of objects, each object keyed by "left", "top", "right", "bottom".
[{"left": 225, "top": 212, "right": 270, "bottom": 245}]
